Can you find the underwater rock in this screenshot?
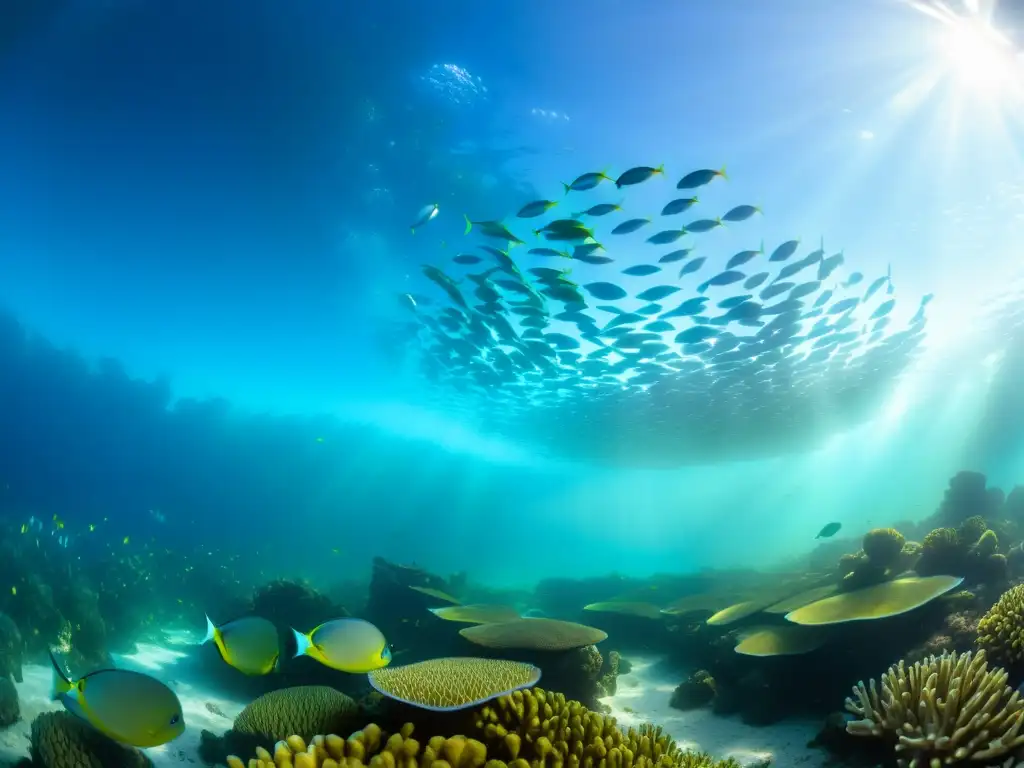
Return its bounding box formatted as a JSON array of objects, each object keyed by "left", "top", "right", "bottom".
[
  {"left": 252, "top": 579, "right": 346, "bottom": 641},
  {"left": 30, "top": 711, "right": 152, "bottom": 768},
  {"left": 670, "top": 670, "right": 716, "bottom": 711},
  {"left": 936, "top": 471, "right": 1003, "bottom": 527},
  {"left": 0, "top": 676, "right": 18, "bottom": 728},
  {"left": 0, "top": 613, "right": 24, "bottom": 683}
]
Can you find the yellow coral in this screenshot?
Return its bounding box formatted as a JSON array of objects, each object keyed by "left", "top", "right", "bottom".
[
  {"left": 977, "top": 583, "right": 1024, "bottom": 667},
  {"left": 971, "top": 528, "right": 999, "bottom": 556},
  {"left": 861, "top": 528, "right": 905, "bottom": 569},
  {"left": 845, "top": 649, "right": 1024, "bottom": 767},
  {"left": 368, "top": 658, "right": 541, "bottom": 711},
  {"left": 958, "top": 515, "right": 988, "bottom": 544},
  {"left": 30, "top": 711, "right": 152, "bottom": 768},
  {"left": 231, "top": 688, "right": 742, "bottom": 768}
]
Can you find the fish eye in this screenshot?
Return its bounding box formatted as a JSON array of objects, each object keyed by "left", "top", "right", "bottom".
[{"left": 170, "top": 714, "right": 180, "bottom": 726}]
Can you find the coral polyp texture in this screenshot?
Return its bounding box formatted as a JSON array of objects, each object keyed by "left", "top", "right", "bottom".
[
  {"left": 367, "top": 657, "right": 542, "bottom": 711},
  {"left": 861, "top": 527, "right": 906, "bottom": 569},
  {"left": 29, "top": 711, "right": 152, "bottom": 768},
  {"left": 976, "top": 583, "right": 1024, "bottom": 668},
  {"left": 845, "top": 649, "right": 1024, "bottom": 767},
  {"left": 233, "top": 685, "right": 361, "bottom": 743},
  {"left": 230, "top": 687, "right": 741, "bottom": 768}
]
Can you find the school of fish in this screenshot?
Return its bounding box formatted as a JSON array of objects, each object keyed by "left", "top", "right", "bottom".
[{"left": 386, "top": 165, "right": 930, "bottom": 466}]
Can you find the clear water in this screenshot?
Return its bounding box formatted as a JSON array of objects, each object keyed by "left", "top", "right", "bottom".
[{"left": 1, "top": 0, "right": 1023, "bottom": 590}]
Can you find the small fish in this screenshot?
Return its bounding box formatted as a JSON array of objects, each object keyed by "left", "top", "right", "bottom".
[
  {"left": 622, "top": 264, "right": 661, "bottom": 277},
  {"left": 517, "top": 200, "right": 558, "bottom": 218},
  {"left": 675, "top": 326, "right": 719, "bottom": 344},
  {"left": 292, "top": 618, "right": 391, "bottom": 673},
  {"left": 453, "top": 254, "right": 482, "bottom": 265},
  {"left": 678, "top": 256, "right": 706, "bottom": 277},
  {"left": 49, "top": 652, "right": 184, "bottom": 747},
  {"left": 727, "top": 249, "right": 761, "bottom": 270},
  {"left": 768, "top": 240, "right": 800, "bottom": 262},
  {"left": 583, "top": 283, "right": 628, "bottom": 301},
  {"left": 658, "top": 249, "right": 692, "bottom": 264},
  {"left": 464, "top": 216, "right": 524, "bottom": 245},
  {"left": 684, "top": 218, "right": 722, "bottom": 233},
  {"left": 647, "top": 228, "right": 687, "bottom": 245},
  {"left": 842, "top": 272, "right": 863, "bottom": 288},
  {"left": 744, "top": 272, "right": 769, "bottom": 289},
  {"left": 563, "top": 171, "right": 613, "bottom": 193},
  {"left": 574, "top": 203, "right": 622, "bottom": 217},
  {"left": 636, "top": 285, "right": 681, "bottom": 302},
  {"left": 661, "top": 197, "right": 699, "bottom": 216},
  {"left": 722, "top": 205, "right": 760, "bottom": 222},
  {"left": 677, "top": 167, "right": 726, "bottom": 189},
  {"left": 410, "top": 203, "right": 439, "bottom": 234},
  {"left": 615, "top": 165, "right": 664, "bottom": 188},
  {"left": 698, "top": 270, "right": 745, "bottom": 293},
  {"left": 202, "top": 615, "right": 280, "bottom": 676},
  {"left": 815, "top": 522, "right": 841, "bottom": 539},
  {"left": 612, "top": 218, "right": 651, "bottom": 235},
  {"left": 528, "top": 248, "right": 570, "bottom": 258}
]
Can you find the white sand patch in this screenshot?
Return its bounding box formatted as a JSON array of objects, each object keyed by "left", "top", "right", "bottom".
[
  {"left": 600, "top": 657, "right": 829, "bottom": 768},
  {"left": 0, "top": 643, "right": 245, "bottom": 767}
]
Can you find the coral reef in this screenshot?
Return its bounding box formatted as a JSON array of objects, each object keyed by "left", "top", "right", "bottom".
[
  {"left": 935, "top": 471, "right": 1004, "bottom": 527},
  {"left": 861, "top": 528, "right": 905, "bottom": 570},
  {"left": 670, "top": 670, "right": 716, "bottom": 711},
  {"left": 976, "top": 582, "right": 1024, "bottom": 670},
  {"left": 845, "top": 649, "right": 1024, "bottom": 767},
  {"left": 29, "top": 711, "right": 152, "bottom": 768},
  {"left": 460, "top": 619, "right": 607, "bottom": 651},
  {"left": 0, "top": 612, "right": 24, "bottom": 683},
  {"left": 229, "top": 687, "right": 741, "bottom": 768}
]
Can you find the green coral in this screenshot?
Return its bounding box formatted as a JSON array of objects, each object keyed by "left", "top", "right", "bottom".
[
  {"left": 977, "top": 583, "right": 1024, "bottom": 668},
  {"left": 29, "top": 711, "right": 151, "bottom": 768},
  {"left": 958, "top": 515, "right": 988, "bottom": 545},
  {"left": 861, "top": 528, "right": 905, "bottom": 569},
  {"left": 915, "top": 524, "right": 1005, "bottom": 583}
]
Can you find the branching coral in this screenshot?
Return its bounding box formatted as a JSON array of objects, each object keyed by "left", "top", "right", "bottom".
[
  {"left": 845, "top": 649, "right": 1024, "bottom": 767},
  {"left": 230, "top": 688, "right": 741, "bottom": 768},
  {"left": 977, "top": 583, "right": 1024, "bottom": 668}
]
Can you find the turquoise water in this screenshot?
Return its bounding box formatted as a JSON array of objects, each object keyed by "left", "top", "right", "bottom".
[{"left": 1, "top": 0, "right": 1023, "bottom": 589}]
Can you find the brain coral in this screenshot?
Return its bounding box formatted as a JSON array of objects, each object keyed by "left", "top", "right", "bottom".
[
  {"left": 234, "top": 685, "right": 360, "bottom": 742},
  {"left": 231, "top": 687, "right": 741, "bottom": 768},
  {"left": 368, "top": 657, "right": 541, "bottom": 711},
  {"left": 977, "top": 583, "right": 1024, "bottom": 668},
  {"left": 459, "top": 618, "right": 607, "bottom": 650},
  {"left": 845, "top": 649, "right": 1024, "bottom": 767},
  {"left": 30, "top": 711, "right": 152, "bottom": 768}
]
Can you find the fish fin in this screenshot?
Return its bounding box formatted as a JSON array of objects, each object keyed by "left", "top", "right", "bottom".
[
  {"left": 463, "top": 214, "right": 472, "bottom": 235},
  {"left": 561, "top": 182, "right": 571, "bottom": 195},
  {"left": 410, "top": 227, "right": 416, "bottom": 235},
  {"left": 48, "top": 651, "right": 72, "bottom": 700},
  {"left": 202, "top": 615, "right": 218, "bottom": 646},
  {"left": 291, "top": 628, "right": 311, "bottom": 658},
  {"left": 718, "top": 165, "right": 728, "bottom": 181},
  {"left": 271, "top": 653, "right": 281, "bottom": 673},
  {"left": 656, "top": 164, "right": 665, "bottom": 174}
]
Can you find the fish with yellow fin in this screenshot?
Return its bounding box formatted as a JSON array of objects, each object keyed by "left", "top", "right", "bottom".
[
  {"left": 49, "top": 652, "right": 184, "bottom": 747},
  {"left": 202, "top": 615, "right": 280, "bottom": 676},
  {"left": 291, "top": 617, "right": 391, "bottom": 673}
]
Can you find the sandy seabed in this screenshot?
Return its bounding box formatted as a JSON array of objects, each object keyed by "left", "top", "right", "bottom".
[{"left": 0, "top": 647, "right": 828, "bottom": 767}]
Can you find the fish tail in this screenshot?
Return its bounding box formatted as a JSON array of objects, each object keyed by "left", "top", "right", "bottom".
[
  {"left": 463, "top": 214, "right": 472, "bottom": 235},
  {"left": 561, "top": 182, "right": 571, "bottom": 195},
  {"left": 48, "top": 651, "right": 71, "bottom": 700},
  {"left": 410, "top": 226, "right": 416, "bottom": 235},
  {"left": 656, "top": 164, "right": 665, "bottom": 174},
  {"left": 291, "top": 628, "right": 312, "bottom": 658},
  {"left": 718, "top": 165, "right": 728, "bottom": 181},
  {"left": 202, "top": 614, "right": 218, "bottom": 645}
]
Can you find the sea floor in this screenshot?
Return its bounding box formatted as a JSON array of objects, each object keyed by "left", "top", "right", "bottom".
[
  {"left": 0, "top": 647, "right": 828, "bottom": 767},
  {"left": 601, "top": 657, "right": 829, "bottom": 768}
]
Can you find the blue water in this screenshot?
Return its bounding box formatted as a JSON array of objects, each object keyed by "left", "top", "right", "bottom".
[{"left": 1, "top": 0, "right": 1024, "bottom": 587}]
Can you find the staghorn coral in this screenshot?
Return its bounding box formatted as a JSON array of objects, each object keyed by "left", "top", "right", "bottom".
[
  {"left": 845, "top": 649, "right": 1024, "bottom": 767},
  {"left": 368, "top": 658, "right": 541, "bottom": 711},
  {"left": 861, "top": 528, "right": 905, "bottom": 569},
  {"left": 29, "top": 711, "right": 152, "bottom": 768},
  {"left": 231, "top": 688, "right": 741, "bottom": 767},
  {"left": 977, "top": 583, "right": 1024, "bottom": 669}
]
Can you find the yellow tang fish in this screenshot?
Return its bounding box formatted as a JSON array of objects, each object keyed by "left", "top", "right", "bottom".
[
  {"left": 202, "top": 615, "right": 280, "bottom": 676},
  {"left": 49, "top": 653, "right": 184, "bottom": 747},
  {"left": 292, "top": 618, "right": 391, "bottom": 673}
]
